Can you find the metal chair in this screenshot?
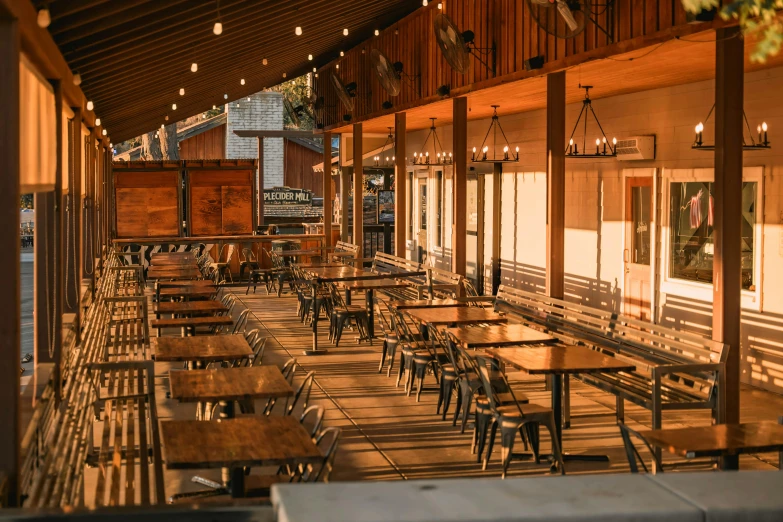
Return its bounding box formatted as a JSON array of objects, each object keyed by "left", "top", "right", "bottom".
[
  {"left": 476, "top": 354, "right": 565, "bottom": 478},
  {"left": 239, "top": 247, "right": 260, "bottom": 281},
  {"left": 262, "top": 358, "right": 298, "bottom": 415},
  {"left": 209, "top": 244, "right": 236, "bottom": 283},
  {"left": 285, "top": 371, "right": 316, "bottom": 417},
  {"left": 327, "top": 284, "right": 369, "bottom": 347},
  {"left": 299, "top": 405, "right": 325, "bottom": 439},
  {"left": 374, "top": 297, "right": 400, "bottom": 376},
  {"left": 618, "top": 422, "right": 665, "bottom": 474}
]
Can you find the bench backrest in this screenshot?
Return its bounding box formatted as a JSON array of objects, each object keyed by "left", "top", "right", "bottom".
[
  {"left": 427, "top": 264, "right": 463, "bottom": 293},
  {"left": 334, "top": 241, "right": 360, "bottom": 254},
  {"left": 495, "top": 285, "right": 729, "bottom": 399}
]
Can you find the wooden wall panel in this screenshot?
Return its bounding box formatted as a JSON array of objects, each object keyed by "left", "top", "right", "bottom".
[
  {"left": 315, "top": 0, "right": 699, "bottom": 130},
  {"left": 190, "top": 185, "right": 223, "bottom": 235},
  {"left": 187, "top": 166, "right": 256, "bottom": 236},
  {"left": 222, "top": 185, "right": 253, "bottom": 234},
  {"left": 179, "top": 124, "right": 226, "bottom": 160},
  {"left": 283, "top": 139, "right": 331, "bottom": 196},
  {"left": 113, "top": 167, "right": 180, "bottom": 238}
]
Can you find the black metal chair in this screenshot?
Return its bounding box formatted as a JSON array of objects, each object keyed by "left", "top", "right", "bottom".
[{"left": 327, "top": 284, "right": 369, "bottom": 347}]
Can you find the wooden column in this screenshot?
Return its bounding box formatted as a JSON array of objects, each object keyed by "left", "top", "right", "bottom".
[
  {"left": 322, "top": 131, "right": 333, "bottom": 249},
  {"left": 491, "top": 163, "right": 502, "bottom": 294},
  {"left": 452, "top": 98, "right": 468, "bottom": 276},
  {"left": 352, "top": 123, "right": 363, "bottom": 258},
  {"left": 713, "top": 26, "right": 743, "bottom": 433},
  {"left": 64, "top": 111, "right": 83, "bottom": 338},
  {"left": 0, "top": 12, "right": 21, "bottom": 506},
  {"left": 257, "top": 137, "right": 264, "bottom": 228},
  {"left": 34, "top": 190, "right": 56, "bottom": 367},
  {"left": 82, "top": 131, "right": 94, "bottom": 288},
  {"left": 52, "top": 81, "right": 64, "bottom": 400},
  {"left": 394, "top": 112, "right": 407, "bottom": 257},
  {"left": 340, "top": 167, "right": 350, "bottom": 242},
  {"left": 546, "top": 71, "right": 566, "bottom": 300}
]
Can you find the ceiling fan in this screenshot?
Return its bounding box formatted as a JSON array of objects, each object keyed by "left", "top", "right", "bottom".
[
  {"left": 433, "top": 13, "right": 495, "bottom": 76},
  {"left": 527, "top": 0, "right": 614, "bottom": 41}
]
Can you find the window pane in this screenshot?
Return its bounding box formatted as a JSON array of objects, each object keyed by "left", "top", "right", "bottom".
[
  {"left": 669, "top": 181, "right": 756, "bottom": 290},
  {"left": 436, "top": 171, "right": 442, "bottom": 246},
  {"left": 420, "top": 182, "right": 427, "bottom": 230},
  {"left": 408, "top": 173, "right": 413, "bottom": 238},
  {"left": 631, "top": 185, "right": 651, "bottom": 265}
]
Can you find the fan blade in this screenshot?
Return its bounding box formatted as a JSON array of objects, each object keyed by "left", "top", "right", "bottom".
[{"left": 556, "top": 0, "right": 579, "bottom": 31}]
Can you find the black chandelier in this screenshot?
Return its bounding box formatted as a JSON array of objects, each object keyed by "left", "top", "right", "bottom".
[
  {"left": 373, "top": 127, "right": 396, "bottom": 167},
  {"left": 472, "top": 105, "right": 519, "bottom": 163},
  {"left": 692, "top": 105, "right": 770, "bottom": 151},
  {"left": 412, "top": 118, "right": 452, "bottom": 166},
  {"left": 566, "top": 85, "right": 617, "bottom": 158}
]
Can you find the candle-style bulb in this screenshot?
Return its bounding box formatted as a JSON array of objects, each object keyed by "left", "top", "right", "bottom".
[
  {"left": 612, "top": 137, "right": 617, "bottom": 145},
  {"left": 762, "top": 122, "right": 768, "bottom": 132}
]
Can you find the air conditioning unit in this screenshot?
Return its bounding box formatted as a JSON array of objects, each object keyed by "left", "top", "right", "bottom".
[{"left": 615, "top": 135, "right": 655, "bottom": 161}]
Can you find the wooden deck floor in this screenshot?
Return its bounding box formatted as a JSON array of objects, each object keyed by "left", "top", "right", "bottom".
[{"left": 143, "top": 287, "right": 783, "bottom": 503}]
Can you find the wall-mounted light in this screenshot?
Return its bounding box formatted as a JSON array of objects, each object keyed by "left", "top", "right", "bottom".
[
  {"left": 374, "top": 29, "right": 380, "bottom": 36},
  {"left": 165, "top": 115, "right": 169, "bottom": 121},
  {"left": 340, "top": 51, "right": 345, "bottom": 57},
  {"left": 422, "top": 0, "right": 428, "bottom": 5},
  {"left": 224, "top": 93, "right": 228, "bottom": 99},
  {"left": 283, "top": 73, "right": 287, "bottom": 78},
  {"left": 262, "top": 58, "right": 268, "bottom": 66},
  {"left": 308, "top": 54, "right": 313, "bottom": 60},
  {"left": 336, "top": 64, "right": 340, "bottom": 69},
  {"left": 191, "top": 63, "right": 198, "bottom": 72},
  {"left": 102, "top": 129, "right": 107, "bottom": 136}
]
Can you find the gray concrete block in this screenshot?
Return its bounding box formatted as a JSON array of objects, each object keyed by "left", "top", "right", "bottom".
[
  {"left": 650, "top": 470, "right": 783, "bottom": 522},
  {"left": 272, "top": 475, "right": 702, "bottom": 522}
]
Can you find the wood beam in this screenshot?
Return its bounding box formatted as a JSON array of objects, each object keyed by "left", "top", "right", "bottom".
[
  {"left": 0, "top": 12, "right": 21, "bottom": 506},
  {"left": 712, "top": 26, "right": 743, "bottom": 436},
  {"left": 452, "top": 97, "right": 467, "bottom": 277},
  {"left": 394, "top": 113, "right": 407, "bottom": 258},
  {"left": 257, "top": 137, "right": 264, "bottom": 228},
  {"left": 322, "top": 132, "right": 333, "bottom": 249},
  {"left": 353, "top": 123, "right": 364, "bottom": 258},
  {"left": 546, "top": 71, "right": 566, "bottom": 300}
]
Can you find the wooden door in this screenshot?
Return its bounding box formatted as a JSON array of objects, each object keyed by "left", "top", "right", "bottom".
[{"left": 624, "top": 177, "right": 653, "bottom": 321}]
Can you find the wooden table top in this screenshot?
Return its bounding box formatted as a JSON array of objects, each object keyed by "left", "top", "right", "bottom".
[
  {"left": 296, "top": 262, "right": 347, "bottom": 269},
  {"left": 484, "top": 346, "right": 636, "bottom": 375},
  {"left": 150, "top": 258, "right": 199, "bottom": 267},
  {"left": 154, "top": 301, "right": 228, "bottom": 314},
  {"left": 147, "top": 267, "right": 201, "bottom": 279},
  {"left": 150, "top": 315, "right": 234, "bottom": 329},
  {"left": 305, "top": 266, "right": 366, "bottom": 279},
  {"left": 169, "top": 366, "right": 292, "bottom": 402},
  {"left": 277, "top": 249, "right": 319, "bottom": 257},
  {"left": 161, "top": 416, "right": 323, "bottom": 469},
  {"left": 639, "top": 422, "right": 783, "bottom": 459},
  {"left": 341, "top": 279, "right": 413, "bottom": 291},
  {"left": 157, "top": 286, "right": 217, "bottom": 298},
  {"left": 405, "top": 307, "right": 509, "bottom": 326},
  {"left": 446, "top": 324, "right": 555, "bottom": 348},
  {"left": 157, "top": 280, "right": 216, "bottom": 288},
  {"left": 389, "top": 299, "right": 467, "bottom": 310},
  {"left": 153, "top": 334, "right": 252, "bottom": 362}
]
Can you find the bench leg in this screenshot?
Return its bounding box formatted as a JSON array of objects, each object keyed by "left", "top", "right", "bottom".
[
  {"left": 616, "top": 396, "right": 624, "bottom": 423},
  {"left": 563, "top": 376, "right": 571, "bottom": 429}
]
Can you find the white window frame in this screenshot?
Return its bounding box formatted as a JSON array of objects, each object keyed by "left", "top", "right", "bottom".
[{"left": 660, "top": 166, "right": 764, "bottom": 312}]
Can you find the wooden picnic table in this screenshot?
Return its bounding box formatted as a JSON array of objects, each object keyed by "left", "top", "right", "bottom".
[
  {"left": 446, "top": 324, "right": 555, "bottom": 348},
  {"left": 161, "top": 416, "right": 322, "bottom": 498},
  {"left": 153, "top": 334, "right": 252, "bottom": 363},
  {"left": 304, "top": 266, "right": 366, "bottom": 279},
  {"left": 405, "top": 307, "right": 508, "bottom": 327},
  {"left": 151, "top": 315, "right": 234, "bottom": 336},
  {"left": 636, "top": 421, "right": 783, "bottom": 470},
  {"left": 389, "top": 298, "right": 468, "bottom": 310},
  {"left": 485, "top": 345, "right": 635, "bottom": 462}
]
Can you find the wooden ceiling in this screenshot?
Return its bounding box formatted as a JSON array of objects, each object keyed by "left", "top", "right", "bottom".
[
  {"left": 329, "top": 29, "right": 783, "bottom": 135},
  {"left": 38, "top": 0, "right": 422, "bottom": 142}
]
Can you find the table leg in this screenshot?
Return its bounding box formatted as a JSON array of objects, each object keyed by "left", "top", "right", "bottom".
[
  {"left": 549, "top": 373, "right": 609, "bottom": 463},
  {"left": 304, "top": 282, "right": 328, "bottom": 356},
  {"left": 345, "top": 289, "right": 351, "bottom": 306},
  {"left": 367, "top": 289, "right": 374, "bottom": 339}
]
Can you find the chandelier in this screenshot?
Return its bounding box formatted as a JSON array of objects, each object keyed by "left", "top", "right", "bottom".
[
  {"left": 566, "top": 85, "right": 617, "bottom": 158},
  {"left": 373, "top": 127, "right": 396, "bottom": 167},
  {"left": 412, "top": 118, "right": 452, "bottom": 166},
  {"left": 472, "top": 105, "right": 519, "bottom": 163},
  {"left": 692, "top": 105, "right": 770, "bottom": 151}
]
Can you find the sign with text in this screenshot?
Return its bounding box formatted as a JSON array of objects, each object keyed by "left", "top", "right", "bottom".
[{"left": 264, "top": 187, "right": 313, "bottom": 206}]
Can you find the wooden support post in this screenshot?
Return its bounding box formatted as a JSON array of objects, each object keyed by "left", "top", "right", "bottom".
[
  {"left": 64, "top": 111, "right": 82, "bottom": 339},
  {"left": 546, "top": 71, "right": 566, "bottom": 300},
  {"left": 340, "top": 167, "right": 350, "bottom": 242},
  {"left": 452, "top": 97, "right": 468, "bottom": 277},
  {"left": 257, "top": 137, "right": 265, "bottom": 229},
  {"left": 353, "top": 123, "right": 363, "bottom": 258},
  {"left": 52, "top": 81, "right": 64, "bottom": 401},
  {"left": 491, "top": 163, "right": 502, "bottom": 294},
  {"left": 394, "top": 112, "right": 407, "bottom": 257},
  {"left": 0, "top": 12, "right": 21, "bottom": 506},
  {"left": 34, "top": 191, "right": 56, "bottom": 367},
  {"left": 713, "top": 26, "right": 743, "bottom": 437},
  {"left": 82, "top": 131, "right": 94, "bottom": 290},
  {"left": 322, "top": 131, "right": 333, "bottom": 249}
]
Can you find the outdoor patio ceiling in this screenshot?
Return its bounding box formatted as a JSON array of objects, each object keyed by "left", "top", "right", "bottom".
[{"left": 38, "top": 0, "right": 422, "bottom": 142}]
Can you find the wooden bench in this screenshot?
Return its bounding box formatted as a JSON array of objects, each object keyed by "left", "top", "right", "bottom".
[
  {"left": 427, "top": 265, "right": 463, "bottom": 299},
  {"left": 371, "top": 252, "right": 425, "bottom": 300},
  {"left": 494, "top": 285, "right": 729, "bottom": 430},
  {"left": 328, "top": 241, "right": 360, "bottom": 264},
  {"left": 88, "top": 360, "right": 165, "bottom": 506},
  {"left": 104, "top": 296, "right": 151, "bottom": 360}
]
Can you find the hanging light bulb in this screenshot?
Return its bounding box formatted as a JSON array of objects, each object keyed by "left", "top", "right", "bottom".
[
  {"left": 37, "top": 7, "right": 51, "bottom": 28},
  {"left": 213, "top": 21, "right": 223, "bottom": 35},
  {"left": 212, "top": 105, "right": 217, "bottom": 110},
  {"left": 102, "top": 129, "right": 107, "bottom": 136},
  {"left": 161, "top": 124, "right": 165, "bottom": 129},
  {"left": 224, "top": 93, "right": 228, "bottom": 99},
  {"left": 313, "top": 67, "right": 317, "bottom": 72},
  {"left": 72, "top": 72, "right": 82, "bottom": 86},
  {"left": 247, "top": 96, "right": 251, "bottom": 101},
  {"left": 343, "top": 28, "right": 349, "bottom": 36},
  {"left": 340, "top": 51, "right": 345, "bottom": 57},
  {"left": 109, "top": 143, "right": 113, "bottom": 148},
  {"left": 202, "top": 114, "right": 206, "bottom": 119},
  {"left": 423, "top": 0, "right": 428, "bottom": 5},
  {"left": 240, "top": 78, "right": 245, "bottom": 85},
  {"left": 165, "top": 115, "right": 169, "bottom": 121},
  {"left": 191, "top": 63, "right": 198, "bottom": 72},
  {"left": 308, "top": 54, "right": 313, "bottom": 61},
  {"left": 295, "top": 26, "right": 302, "bottom": 36},
  {"left": 95, "top": 118, "right": 101, "bottom": 126},
  {"left": 179, "top": 88, "right": 185, "bottom": 95},
  {"left": 86, "top": 101, "right": 94, "bottom": 111},
  {"left": 155, "top": 132, "right": 158, "bottom": 138},
  {"left": 172, "top": 103, "right": 177, "bottom": 110},
  {"left": 262, "top": 58, "right": 268, "bottom": 66},
  {"left": 374, "top": 29, "right": 380, "bottom": 36},
  {"left": 335, "top": 64, "right": 340, "bottom": 69},
  {"left": 283, "top": 73, "right": 287, "bottom": 78},
  {"left": 438, "top": 2, "right": 443, "bottom": 8}
]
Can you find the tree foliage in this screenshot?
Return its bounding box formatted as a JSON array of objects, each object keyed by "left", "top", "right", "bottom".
[
  {"left": 271, "top": 75, "right": 315, "bottom": 130},
  {"left": 682, "top": 0, "right": 783, "bottom": 62}
]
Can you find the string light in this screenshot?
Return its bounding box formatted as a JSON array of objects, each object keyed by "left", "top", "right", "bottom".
[
  {"left": 313, "top": 67, "right": 317, "bottom": 72},
  {"left": 262, "top": 58, "right": 268, "bottom": 66},
  {"left": 374, "top": 29, "right": 380, "bottom": 36},
  {"left": 336, "top": 64, "right": 340, "bottom": 69},
  {"left": 240, "top": 78, "right": 245, "bottom": 85},
  {"left": 343, "top": 28, "right": 348, "bottom": 36},
  {"left": 95, "top": 118, "right": 101, "bottom": 126},
  {"left": 212, "top": 105, "right": 217, "bottom": 109},
  {"left": 72, "top": 72, "right": 82, "bottom": 86},
  {"left": 308, "top": 54, "right": 313, "bottom": 60},
  {"left": 179, "top": 88, "right": 185, "bottom": 95},
  {"left": 283, "top": 73, "right": 287, "bottom": 78},
  {"left": 213, "top": 21, "right": 223, "bottom": 35},
  {"left": 86, "top": 101, "right": 94, "bottom": 111},
  {"left": 191, "top": 63, "right": 198, "bottom": 72},
  {"left": 438, "top": 2, "right": 442, "bottom": 8},
  {"left": 37, "top": 7, "right": 50, "bottom": 28},
  {"left": 423, "top": 0, "right": 428, "bottom": 5},
  {"left": 340, "top": 51, "right": 344, "bottom": 57},
  {"left": 172, "top": 103, "right": 177, "bottom": 110},
  {"left": 224, "top": 93, "right": 228, "bottom": 99},
  {"left": 102, "top": 129, "right": 107, "bottom": 136},
  {"left": 295, "top": 26, "right": 302, "bottom": 36}
]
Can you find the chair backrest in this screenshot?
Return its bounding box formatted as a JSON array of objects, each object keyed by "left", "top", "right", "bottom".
[
  {"left": 244, "top": 328, "right": 260, "bottom": 345},
  {"left": 441, "top": 332, "right": 462, "bottom": 371},
  {"left": 231, "top": 308, "right": 251, "bottom": 334},
  {"left": 299, "top": 405, "right": 325, "bottom": 439},
  {"left": 287, "top": 371, "right": 316, "bottom": 416},
  {"left": 373, "top": 297, "right": 395, "bottom": 336},
  {"left": 241, "top": 247, "right": 257, "bottom": 263},
  {"left": 462, "top": 279, "right": 481, "bottom": 304},
  {"left": 281, "top": 357, "right": 298, "bottom": 384},
  {"left": 474, "top": 354, "right": 527, "bottom": 417},
  {"left": 328, "top": 283, "right": 348, "bottom": 309},
  {"left": 302, "top": 427, "right": 341, "bottom": 483},
  {"left": 249, "top": 337, "right": 268, "bottom": 367}
]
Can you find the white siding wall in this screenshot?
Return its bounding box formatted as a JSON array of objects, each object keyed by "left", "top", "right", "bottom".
[{"left": 226, "top": 91, "right": 284, "bottom": 188}]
